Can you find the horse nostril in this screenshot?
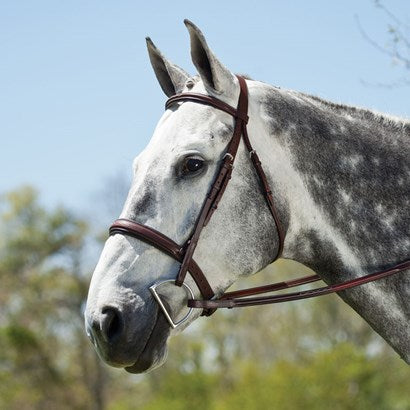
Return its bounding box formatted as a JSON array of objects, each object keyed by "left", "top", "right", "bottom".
[{"left": 100, "top": 306, "right": 123, "bottom": 343}]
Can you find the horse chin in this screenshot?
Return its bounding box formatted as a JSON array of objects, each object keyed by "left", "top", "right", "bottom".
[
  {"left": 125, "top": 348, "right": 168, "bottom": 373},
  {"left": 124, "top": 313, "right": 170, "bottom": 374}
]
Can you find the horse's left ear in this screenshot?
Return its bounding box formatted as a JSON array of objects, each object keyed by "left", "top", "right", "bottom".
[{"left": 184, "top": 19, "right": 237, "bottom": 96}]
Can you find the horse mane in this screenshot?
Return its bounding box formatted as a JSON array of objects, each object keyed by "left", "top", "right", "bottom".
[{"left": 291, "top": 90, "right": 410, "bottom": 135}]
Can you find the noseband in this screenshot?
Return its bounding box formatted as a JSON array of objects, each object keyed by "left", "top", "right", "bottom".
[{"left": 109, "top": 75, "right": 410, "bottom": 328}]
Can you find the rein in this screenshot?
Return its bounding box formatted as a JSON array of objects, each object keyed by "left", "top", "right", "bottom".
[{"left": 109, "top": 75, "right": 409, "bottom": 327}]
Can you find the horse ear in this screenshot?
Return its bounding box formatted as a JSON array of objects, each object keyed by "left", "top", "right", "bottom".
[
  {"left": 184, "top": 19, "right": 236, "bottom": 96},
  {"left": 146, "top": 37, "right": 190, "bottom": 97}
]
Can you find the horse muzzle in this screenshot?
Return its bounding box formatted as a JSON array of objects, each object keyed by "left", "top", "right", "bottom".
[{"left": 85, "top": 291, "right": 171, "bottom": 372}]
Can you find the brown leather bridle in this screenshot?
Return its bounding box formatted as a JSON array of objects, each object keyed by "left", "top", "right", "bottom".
[{"left": 109, "top": 75, "right": 410, "bottom": 328}]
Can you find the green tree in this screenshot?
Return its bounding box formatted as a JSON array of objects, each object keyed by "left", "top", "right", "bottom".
[
  {"left": 0, "top": 187, "right": 107, "bottom": 409},
  {"left": 213, "top": 343, "right": 410, "bottom": 410}
]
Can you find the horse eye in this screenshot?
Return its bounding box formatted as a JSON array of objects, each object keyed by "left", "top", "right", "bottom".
[{"left": 181, "top": 157, "right": 205, "bottom": 175}]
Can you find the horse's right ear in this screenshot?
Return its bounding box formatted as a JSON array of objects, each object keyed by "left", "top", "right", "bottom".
[{"left": 146, "top": 37, "right": 189, "bottom": 97}]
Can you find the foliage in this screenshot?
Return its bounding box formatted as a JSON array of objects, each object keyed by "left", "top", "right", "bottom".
[
  {"left": 0, "top": 187, "right": 409, "bottom": 410},
  {"left": 137, "top": 340, "right": 409, "bottom": 410},
  {"left": 0, "top": 187, "right": 105, "bottom": 409},
  {"left": 213, "top": 343, "right": 409, "bottom": 410}
]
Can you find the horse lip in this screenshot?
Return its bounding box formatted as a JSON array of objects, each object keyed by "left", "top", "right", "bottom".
[
  {"left": 125, "top": 306, "right": 170, "bottom": 373},
  {"left": 92, "top": 331, "right": 137, "bottom": 368}
]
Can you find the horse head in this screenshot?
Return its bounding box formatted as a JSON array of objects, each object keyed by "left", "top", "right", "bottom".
[{"left": 84, "top": 20, "right": 280, "bottom": 373}]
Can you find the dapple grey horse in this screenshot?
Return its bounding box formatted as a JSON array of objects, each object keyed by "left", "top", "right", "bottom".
[{"left": 85, "top": 20, "right": 409, "bottom": 373}]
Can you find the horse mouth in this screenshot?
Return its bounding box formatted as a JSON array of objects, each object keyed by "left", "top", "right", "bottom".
[{"left": 125, "top": 306, "right": 171, "bottom": 374}]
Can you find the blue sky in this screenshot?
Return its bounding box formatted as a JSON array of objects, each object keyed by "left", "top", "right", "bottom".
[{"left": 1, "top": 0, "right": 409, "bottom": 215}]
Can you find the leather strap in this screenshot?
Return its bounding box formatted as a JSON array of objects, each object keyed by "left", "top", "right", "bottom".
[
  {"left": 241, "top": 123, "right": 285, "bottom": 258},
  {"left": 109, "top": 76, "right": 272, "bottom": 316},
  {"left": 108, "top": 76, "right": 254, "bottom": 317},
  {"left": 108, "top": 74, "right": 408, "bottom": 318},
  {"left": 173, "top": 76, "right": 251, "bottom": 288},
  {"left": 166, "top": 93, "right": 249, "bottom": 122},
  {"left": 188, "top": 259, "right": 410, "bottom": 309},
  {"left": 109, "top": 219, "right": 215, "bottom": 302}
]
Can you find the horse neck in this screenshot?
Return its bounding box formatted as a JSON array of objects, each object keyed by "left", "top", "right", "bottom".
[
  {"left": 251, "top": 82, "right": 410, "bottom": 275},
  {"left": 249, "top": 82, "right": 410, "bottom": 363}
]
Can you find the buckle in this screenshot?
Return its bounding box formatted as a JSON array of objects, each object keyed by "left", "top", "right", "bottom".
[{"left": 149, "top": 280, "right": 195, "bottom": 329}]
